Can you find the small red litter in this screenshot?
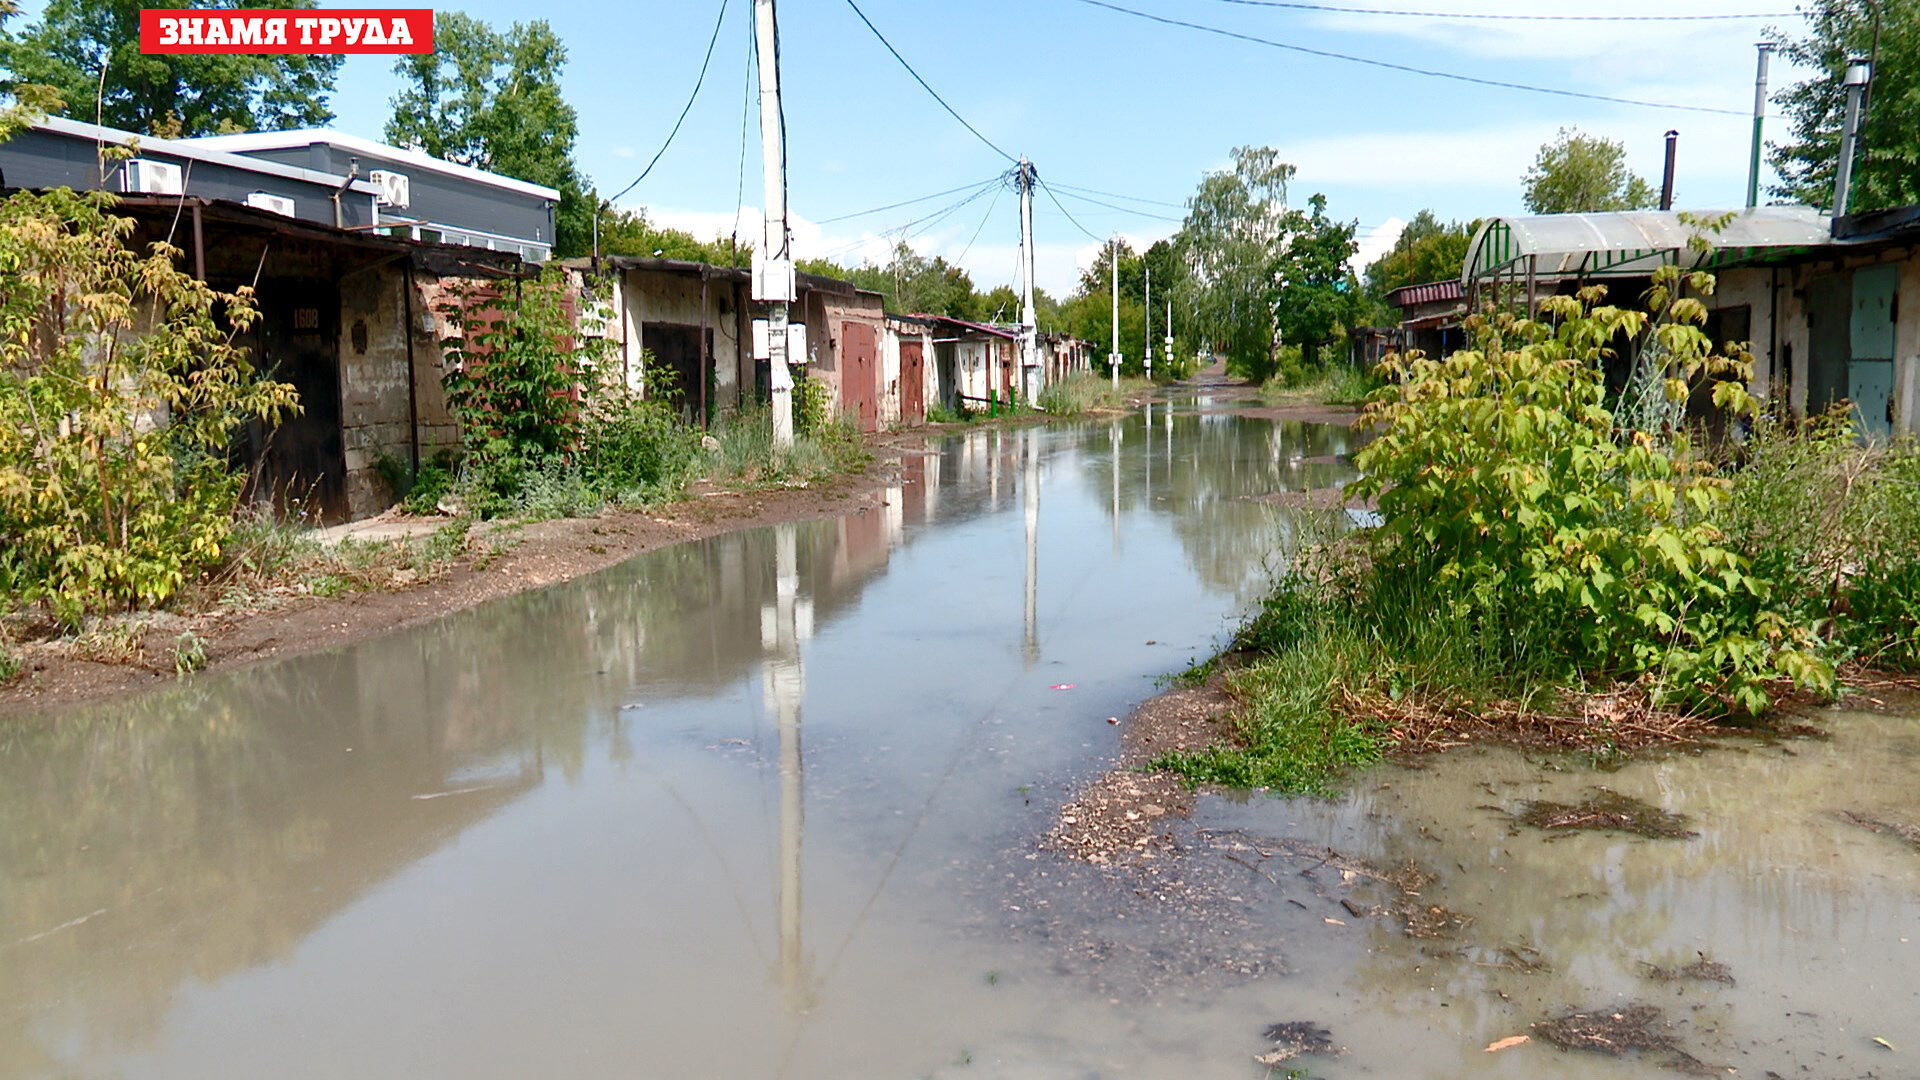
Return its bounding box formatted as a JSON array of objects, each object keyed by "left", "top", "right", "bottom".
[{"left": 1050, "top": 684, "right": 1076, "bottom": 691}]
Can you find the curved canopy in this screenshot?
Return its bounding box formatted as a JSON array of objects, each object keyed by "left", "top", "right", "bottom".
[{"left": 1463, "top": 206, "right": 1830, "bottom": 284}]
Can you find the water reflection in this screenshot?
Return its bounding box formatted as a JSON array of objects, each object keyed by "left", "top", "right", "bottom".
[{"left": 0, "top": 410, "right": 1361, "bottom": 1078}]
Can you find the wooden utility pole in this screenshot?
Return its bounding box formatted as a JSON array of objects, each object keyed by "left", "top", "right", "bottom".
[{"left": 754, "top": 0, "right": 795, "bottom": 450}]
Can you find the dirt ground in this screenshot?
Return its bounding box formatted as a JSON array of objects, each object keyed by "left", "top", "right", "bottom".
[{"left": 0, "top": 446, "right": 919, "bottom": 717}]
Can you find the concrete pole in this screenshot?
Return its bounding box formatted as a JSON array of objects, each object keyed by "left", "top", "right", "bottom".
[
  {"left": 1017, "top": 159, "right": 1039, "bottom": 402},
  {"left": 1834, "top": 57, "right": 1872, "bottom": 217},
  {"left": 1747, "top": 43, "right": 1773, "bottom": 209},
  {"left": 754, "top": 0, "right": 795, "bottom": 450},
  {"left": 1144, "top": 266, "right": 1153, "bottom": 381},
  {"left": 1109, "top": 238, "right": 1120, "bottom": 390},
  {"left": 1164, "top": 299, "right": 1173, "bottom": 375}
]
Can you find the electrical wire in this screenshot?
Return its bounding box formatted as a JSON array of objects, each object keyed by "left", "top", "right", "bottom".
[
  {"left": 955, "top": 182, "right": 1005, "bottom": 265},
  {"left": 1048, "top": 181, "right": 1187, "bottom": 209},
  {"left": 1201, "top": 0, "right": 1794, "bottom": 20},
  {"left": 1047, "top": 186, "right": 1186, "bottom": 223},
  {"left": 608, "top": 0, "right": 733, "bottom": 203},
  {"left": 815, "top": 175, "right": 1011, "bottom": 224},
  {"left": 1068, "top": 0, "right": 1750, "bottom": 117},
  {"left": 1035, "top": 177, "right": 1111, "bottom": 244},
  {"left": 842, "top": 0, "right": 1019, "bottom": 163}
]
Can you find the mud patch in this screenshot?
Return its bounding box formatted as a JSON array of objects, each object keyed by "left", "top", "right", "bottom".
[{"left": 1510, "top": 789, "right": 1698, "bottom": 839}]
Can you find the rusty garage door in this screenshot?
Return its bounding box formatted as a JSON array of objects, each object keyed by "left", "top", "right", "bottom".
[
  {"left": 840, "top": 320, "right": 879, "bottom": 432},
  {"left": 899, "top": 340, "right": 925, "bottom": 424}
]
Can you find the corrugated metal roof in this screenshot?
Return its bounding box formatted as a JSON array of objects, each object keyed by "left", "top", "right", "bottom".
[
  {"left": 1386, "top": 279, "right": 1463, "bottom": 308},
  {"left": 1463, "top": 206, "right": 1830, "bottom": 283}
]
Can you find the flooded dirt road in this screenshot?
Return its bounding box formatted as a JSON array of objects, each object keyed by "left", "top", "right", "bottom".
[{"left": 5, "top": 400, "right": 1917, "bottom": 1078}]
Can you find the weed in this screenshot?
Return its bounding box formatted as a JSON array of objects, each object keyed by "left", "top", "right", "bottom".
[
  {"left": 925, "top": 403, "right": 974, "bottom": 425},
  {"left": 171, "top": 630, "right": 207, "bottom": 676},
  {"left": 71, "top": 621, "right": 145, "bottom": 665},
  {"left": 0, "top": 640, "right": 19, "bottom": 684},
  {"left": 1036, "top": 374, "right": 1151, "bottom": 416}
]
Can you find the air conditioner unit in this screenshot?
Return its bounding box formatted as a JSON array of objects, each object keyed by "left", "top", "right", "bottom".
[
  {"left": 368, "top": 169, "right": 410, "bottom": 209},
  {"left": 122, "top": 159, "right": 184, "bottom": 196},
  {"left": 245, "top": 191, "right": 297, "bottom": 218}
]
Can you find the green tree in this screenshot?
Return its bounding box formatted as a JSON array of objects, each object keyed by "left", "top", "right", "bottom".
[
  {"left": 834, "top": 241, "right": 980, "bottom": 318},
  {"left": 0, "top": 0, "right": 339, "bottom": 136},
  {"left": 1767, "top": 0, "right": 1920, "bottom": 212},
  {"left": 599, "top": 206, "right": 747, "bottom": 265},
  {"left": 1365, "top": 210, "right": 1475, "bottom": 295},
  {"left": 386, "top": 12, "right": 590, "bottom": 256},
  {"left": 1522, "top": 127, "right": 1658, "bottom": 214},
  {"left": 1273, "top": 194, "right": 1361, "bottom": 368},
  {"left": 1178, "top": 146, "right": 1296, "bottom": 379}
]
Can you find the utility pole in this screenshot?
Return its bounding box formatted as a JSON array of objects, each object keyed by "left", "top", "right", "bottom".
[
  {"left": 754, "top": 0, "right": 795, "bottom": 451},
  {"left": 1747, "top": 42, "right": 1773, "bottom": 209},
  {"left": 1143, "top": 266, "right": 1153, "bottom": 381},
  {"left": 1109, "top": 237, "right": 1120, "bottom": 390},
  {"left": 1164, "top": 298, "right": 1172, "bottom": 375},
  {"left": 1017, "top": 158, "right": 1039, "bottom": 403},
  {"left": 1834, "top": 56, "right": 1872, "bottom": 217}
]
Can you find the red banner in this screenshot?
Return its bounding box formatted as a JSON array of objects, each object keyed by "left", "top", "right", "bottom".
[{"left": 139, "top": 9, "right": 433, "bottom": 54}]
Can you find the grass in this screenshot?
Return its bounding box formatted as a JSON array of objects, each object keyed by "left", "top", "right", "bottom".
[
  {"left": 1036, "top": 374, "right": 1152, "bottom": 417},
  {"left": 1258, "top": 362, "right": 1382, "bottom": 407},
  {"left": 709, "top": 404, "right": 870, "bottom": 488},
  {"left": 216, "top": 511, "right": 473, "bottom": 606}
]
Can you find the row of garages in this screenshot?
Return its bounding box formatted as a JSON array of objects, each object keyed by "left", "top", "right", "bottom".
[{"left": 1381, "top": 204, "right": 1920, "bottom": 440}]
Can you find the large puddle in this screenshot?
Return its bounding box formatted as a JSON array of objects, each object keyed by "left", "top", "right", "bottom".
[{"left": 3, "top": 403, "right": 1916, "bottom": 1078}]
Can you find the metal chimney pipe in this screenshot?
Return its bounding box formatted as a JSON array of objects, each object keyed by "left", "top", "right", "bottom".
[
  {"left": 1660, "top": 130, "right": 1679, "bottom": 211},
  {"left": 1834, "top": 56, "right": 1872, "bottom": 216},
  {"left": 1747, "top": 42, "right": 1773, "bottom": 208}
]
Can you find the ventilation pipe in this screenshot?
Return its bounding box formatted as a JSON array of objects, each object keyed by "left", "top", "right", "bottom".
[
  {"left": 1747, "top": 42, "right": 1773, "bottom": 208},
  {"left": 1833, "top": 57, "right": 1872, "bottom": 217},
  {"left": 1660, "top": 130, "right": 1679, "bottom": 211}
]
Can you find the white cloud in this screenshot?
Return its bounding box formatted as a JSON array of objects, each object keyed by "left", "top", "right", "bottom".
[
  {"left": 1351, "top": 216, "right": 1405, "bottom": 274},
  {"left": 609, "top": 146, "right": 637, "bottom": 160}
]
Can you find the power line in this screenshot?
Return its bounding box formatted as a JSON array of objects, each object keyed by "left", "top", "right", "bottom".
[
  {"left": 1036, "top": 177, "right": 1110, "bottom": 244},
  {"left": 1202, "top": 0, "right": 1794, "bottom": 20},
  {"left": 1049, "top": 181, "right": 1186, "bottom": 209},
  {"left": 815, "top": 175, "right": 1010, "bottom": 224},
  {"left": 1048, "top": 186, "right": 1186, "bottom": 223},
  {"left": 842, "top": 0, "right": 1019, "bottom": 163},
  {"left": 1068, "top": 0, "right": 1750, "bottom": 117},
  {"left": 956, "top": 182, "right": 1005, "bottom": 265},
  {"left": 608, "top": 0, "right": 733, "bottom": 204}
]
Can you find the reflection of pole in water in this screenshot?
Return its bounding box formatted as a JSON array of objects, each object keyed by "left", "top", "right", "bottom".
[
  {"left": 1023, "top": 428, "right": 1039, "bottom": 664},
  {"left": 1144, "top": 400, "right": 1152, "bottom": 507},
  {"left": 759, "top": 523, "right": 809, "bottom": 1012},
  {"left": 1109, "top": 421, "right": 1121, "bottom": 554}
]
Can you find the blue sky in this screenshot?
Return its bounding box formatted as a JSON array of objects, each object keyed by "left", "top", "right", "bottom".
[{"left": 153, "top": 2, "right": 1835, "bottom": 291}]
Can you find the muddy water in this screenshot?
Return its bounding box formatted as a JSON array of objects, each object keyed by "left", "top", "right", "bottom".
[{"left": 4, "top": 407, "right": 1916, "bottom": 1079}]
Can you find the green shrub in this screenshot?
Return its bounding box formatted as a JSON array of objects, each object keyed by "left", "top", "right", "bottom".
[
  {"left": 0, "top": 641, "right": 20, "bottom": 684},
  {"left": 0, "top": 189, "right": 299, "bottom": 624},
  {"left": 713, "top": 403, "right": 868, "bottom": 487},
  {"left": 1724, "top": 413, "right": 1920, "bottom": 671},
  {"left": 1350, "top": 276, "right": 1829, "bottom": 716},
  {"left": 579, "top": 388, "right": 702, "bottom": 505}
]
